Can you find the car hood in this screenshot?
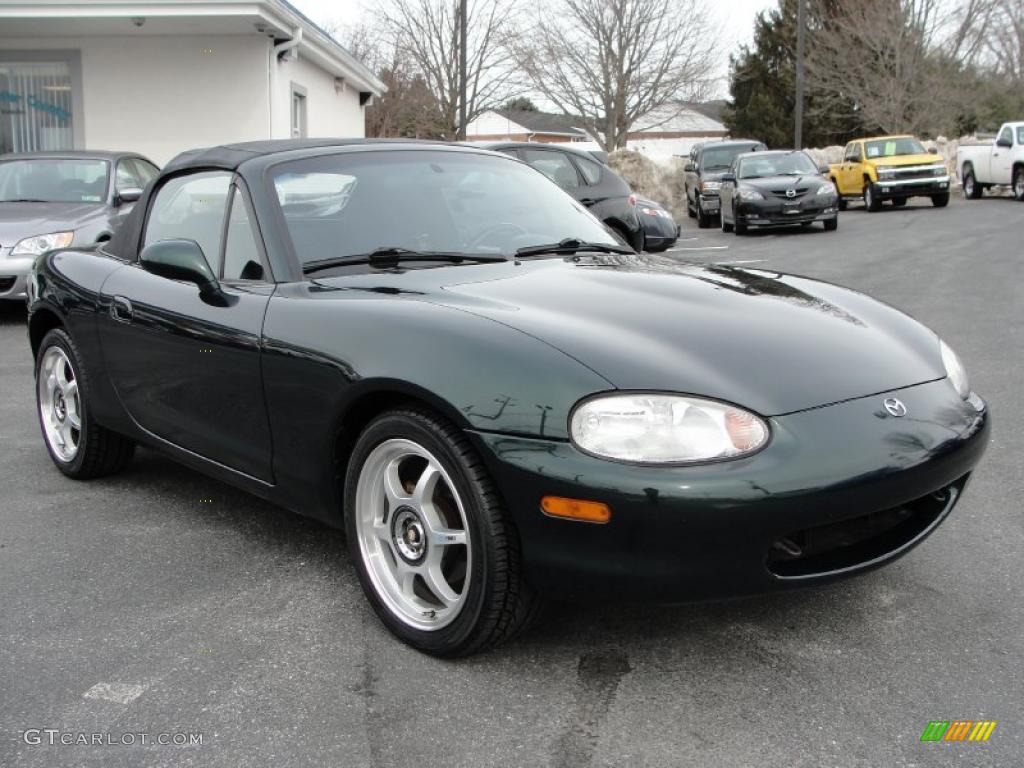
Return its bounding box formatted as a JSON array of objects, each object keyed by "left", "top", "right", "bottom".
[
  {"left": 0, "top": 202, "right": 105, "bottom": 245},
  {"left": 416, "top": 256, "right": 945, "bottom": 416},
  {"left": 866, "top": 153, "right": 940, "bottom": 168},
  {"left": 739, "top": 174, "right": 831, "bottom": 192}
]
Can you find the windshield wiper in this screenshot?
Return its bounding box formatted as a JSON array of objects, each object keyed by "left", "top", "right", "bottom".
[
  {"left": 0, "top": 198, "right": 49, "bottom": 203},
  {"left": 302, "top": 246, "right": 507, "bottom": 275},
  {"left": 515, "top": 238, "right": 634, "bottom": 259}
]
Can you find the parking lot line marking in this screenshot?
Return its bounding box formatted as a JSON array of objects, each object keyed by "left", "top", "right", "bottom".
[
  {"left": 83, "top": 682, "right": 146, "bottom": 704},
  {"left": 717, "top": 259, "right": 766, "bottom": 264},
  {"left": 668, "top": 246, "right": 730, "bottom": 252}
]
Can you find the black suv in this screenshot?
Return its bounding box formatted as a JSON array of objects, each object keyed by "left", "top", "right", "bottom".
[
  {"left": 684, "top": 139, "right": 766, "bottom": 228},
  {"left": 481, "top": 142, "right": 644, "bottom": 250}
]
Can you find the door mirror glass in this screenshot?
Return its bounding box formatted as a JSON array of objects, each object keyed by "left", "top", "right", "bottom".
[
  {"left": 140, "top": 239, "right": 217, "bottom": 290},
  {"left": 684, "top": 162, "right": 696, "bottom": 173},
  {"left": 996, "top": 136, "right": 1012, "bottom": 148},
  {"left": 818, "top": 165, "right": 830, "bottom": 175},
  {"left": 927, "top": 147, "right": 939, "bottom": 155},
  {"left": 117, "top": 186, "right": 142, "bottom": 204}
]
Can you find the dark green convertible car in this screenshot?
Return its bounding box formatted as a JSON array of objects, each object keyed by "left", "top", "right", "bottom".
[{"left": 28, "top": 140, "right": 989, "bottom": 656}]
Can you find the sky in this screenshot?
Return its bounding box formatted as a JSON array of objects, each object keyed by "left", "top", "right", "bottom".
[{"left": 289, "top": 0, "right": 776, "bottom": 99}]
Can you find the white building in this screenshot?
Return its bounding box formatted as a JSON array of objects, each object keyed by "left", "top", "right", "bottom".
[{"left": 0, "top": 0, "right": 385, "bottom": 165}]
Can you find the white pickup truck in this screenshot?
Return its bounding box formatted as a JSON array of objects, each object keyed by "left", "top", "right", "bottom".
[{"left": 957, "top": 121, "right": 1024, "bottom": 201}]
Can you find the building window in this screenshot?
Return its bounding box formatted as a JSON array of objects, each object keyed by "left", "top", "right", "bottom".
[
  {"left": 0, "top": 60, "right": 74, "bottom": 154},
  {"left": 291, "top": 85, "right": 307, "bottom": 138}
]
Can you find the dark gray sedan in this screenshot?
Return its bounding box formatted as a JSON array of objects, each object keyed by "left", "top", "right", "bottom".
[{"left": 0, "top": 151, "right": 158, "bottom": 301}]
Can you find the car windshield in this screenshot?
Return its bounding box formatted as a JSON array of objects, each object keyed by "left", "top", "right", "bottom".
[
  {"left": 701, "top": 146, "right": 755, "bottom": 170},
  {"left": 864, "top": 137, "right": 926, "bottom": 159},
  {"left": 270, "top": 150, "right": 620, "bottom": 265},
  {"left": 738, "top": 152, "right": 818, "bottom": 179},
  {"left": 0, "top": 158, "right": 109, "bottom": 203}
]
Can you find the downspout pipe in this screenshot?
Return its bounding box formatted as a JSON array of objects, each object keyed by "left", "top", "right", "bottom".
[{"left": 269, "top": 27, "right": 302, "bottom": 137}]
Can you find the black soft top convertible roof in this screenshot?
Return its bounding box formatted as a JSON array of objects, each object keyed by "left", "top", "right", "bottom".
[{"left": 161, "top": 138, "right": 456, "bottom": 174}]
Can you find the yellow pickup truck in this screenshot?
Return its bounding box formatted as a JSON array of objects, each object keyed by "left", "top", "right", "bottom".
[{"left": 828, "top": 135, "right": 951, "bottom": 211}]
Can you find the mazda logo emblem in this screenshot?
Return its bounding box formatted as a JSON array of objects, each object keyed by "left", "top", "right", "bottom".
[
  {"left": 883, "top": 397, "right": 907, "bottom": 417},
  {"left": 786, "top": 189, "right": 796, "bottom": 198}
]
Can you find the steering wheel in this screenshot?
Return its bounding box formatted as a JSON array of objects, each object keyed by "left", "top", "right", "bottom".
[{"left": 469, "top": 222, "right": 529, "bottom": 250}]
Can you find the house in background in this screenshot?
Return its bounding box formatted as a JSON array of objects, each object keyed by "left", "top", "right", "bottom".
[
  {"left": 0, "top": 0, "right": 385, "bottom": 164},
  {"left": 466, "top": 109, "right": 591, "bottom": 143},
  {"left": 627, "top": 103, "right": 728, "bottom": 141}
]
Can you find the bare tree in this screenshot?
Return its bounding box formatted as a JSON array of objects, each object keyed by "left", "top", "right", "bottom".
[
  {"left": 804, "top": 0, "right": 958, "bottom": 135},
  {"left": 985, "top": 0, "right": 1024, "bottom": 82},
  {"left": 515, "top": 0, "right": 718, "bottom": 151},
  {"left": 378, "top": 0, "right": 522, "bottom": 138}
]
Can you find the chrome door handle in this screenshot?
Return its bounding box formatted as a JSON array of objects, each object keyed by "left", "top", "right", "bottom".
[{"left": 111, "top": 295, "right": 133, "bottom": 323}]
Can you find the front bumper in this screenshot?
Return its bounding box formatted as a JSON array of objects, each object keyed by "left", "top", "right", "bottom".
[
  {"left": 738, "top": 198, "right": 838, "bottom": 227},
  {"left": 874, "top": 175, "right": 950, "bottom": 198},
  {"left": 698, "top": 192, "right": 720, "bottom": 213},
  {"left": 471, "top": 378, "right": 989, "bottom": 603},
  {"left": 0, "top": 249, "right": 33, "bottom": 301}
]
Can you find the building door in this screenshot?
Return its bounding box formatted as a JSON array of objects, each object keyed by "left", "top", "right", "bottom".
[{"left": 0, "top": 60, "right": 74, "bottom": 154}]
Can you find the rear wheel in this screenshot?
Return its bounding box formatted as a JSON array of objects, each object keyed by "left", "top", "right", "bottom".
[
  {"left": 831, "top": 179, "right": 848, "bottom": 211},
  {"left": 35, "top": 328, "right": 134, "bottom": 479},
  {"left": 931, "top": 192, "right": 950, "bottom": 208},
  {"left": 962, "top": 165, "right": 983, "bottom": 199},
  {"left": 345, "top": 407, "right": 539, "bottom": 657},
  {"left": 686, "top": 191, "right": 696, "bottom": 218},
  {"left": 863, "top": 180, "right": 882, "bottom": 212},
  {"left": 1014, "top": 167, "right": 1024, "bottom": 201},
  {"left": 721, "top": 207, "right": 733, "bottom": 232}
]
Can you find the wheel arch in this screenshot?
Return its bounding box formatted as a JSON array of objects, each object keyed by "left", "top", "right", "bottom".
[{"left": 28, "top": 304, "right": 65, "bottom": 360}]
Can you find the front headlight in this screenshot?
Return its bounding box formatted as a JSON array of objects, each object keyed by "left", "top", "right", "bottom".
[
  {"left": 876, "top": 166, "right": 896, "bottom": 177},
  {"left": 738, "top": 187, "right": 763, "bottom": 201},
  {"left": 700, "top": 181, "right": 721, "bottom": 193},
  {"left": 939, "top": 339, "right": 969, "bottom": 399},
  {"left": 816, "top": 182, "right": 836, "bottom": 195},
  {"left": 640, "top": 206, "right": 672, "bottom": 218},
  {"left": 11, "top": 231, "right": 74, "bottom": 257},
  {"left": 570, "top": 394, "right": 770, "bottom": 464}
]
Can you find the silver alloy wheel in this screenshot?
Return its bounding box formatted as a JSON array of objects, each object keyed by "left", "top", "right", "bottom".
[
  {"left": 1015, "top": 171, "right": 1024, "bottom": 199},
  {"left": 354, "top": 438, "right": 471, "bottom": 630},
  {"left": 964, "top": 173, "right": 974, "bottom": 196},
  {"left": 864, "top": 184, "right": 874, "bottom": 208},
  {"left": 38, "top": 346, "right": 81, "bottom": 462}
]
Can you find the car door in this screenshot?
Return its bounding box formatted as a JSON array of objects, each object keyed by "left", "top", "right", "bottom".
[
  {"left": 837, "top": 142, "right": 860, "bottom": 194},
  {"left": 719, "top": 159, "right": 737, "bottom": 218},
  {"left": 991, "top": 126, "right": 1014, "bottom": 183},
  {"left": 98, "top": 171, "right": 275, "bottom": 481}
]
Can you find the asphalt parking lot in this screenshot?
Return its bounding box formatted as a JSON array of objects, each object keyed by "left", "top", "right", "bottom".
[{"left": 2, "top": 193, "right": 1022, "bottom": 768}]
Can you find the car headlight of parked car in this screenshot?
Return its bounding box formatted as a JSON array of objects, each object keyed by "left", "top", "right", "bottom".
[
  {"left": 640, "top": 206, "right": 673, "bottom": 219},
  {"left": 700, "top": 181, "right": 721, "bottom": 193},
  {"left": 939, "top": 339, "right": 970, "bottom": 399},
  {"left": 11, "top": 231, "right": 74, "bottom": 257},
  {"left": 570, "top": 394, "right": 770, "bottom": 464},
  {"left": 876, "top": 166, "right": 896, "bottom": 178},
  {"left": 816, "top": 182, "right": 837, "bottom": 196},
  {"left": 738, "top": 187, "right": 764, "bottom": 201}
]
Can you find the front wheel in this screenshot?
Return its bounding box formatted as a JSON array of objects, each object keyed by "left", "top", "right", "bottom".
[
  {"left": 721, "top": 207, "right": 733, "bottom": 232},
  {"left": 963, "top": 166, "right": 983, "bottom": 199},
  {"left": 931, "top": 192, "right": 950, "bottom": 208},
  {"left": 696, "top": 199, "right": 712, "bottom": 228},
  {"left": 344, "top": 407, "right": 539, "bottom": 657},
  {"left": 35, "top": 328, "right": 135, "bottom": 479},
  {"left": 1014, "top": 167, "right": 1024, "bottom": 202},
  {"left": 863, "top": 181, "right": 882, "bottom": 212}
]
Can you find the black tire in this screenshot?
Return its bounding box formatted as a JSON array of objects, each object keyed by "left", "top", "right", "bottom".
[
  {"left": 931, "top": 192, "right": 950, "bottom": 208},
  {"left": 721, "top": 211, "right": 733, "bottom": 233},
  {"left": 831, "top": 179, "right": 848, "bottom": 211},
  {"left": 35, "top": 327, "right": 134, "bottom": 479},
  {"left": 344, "top": 406, "right": 540, "bottom": 657},
  {"left": 823, "top": 216, "right": 839, "bottom": 231},
  {"left": 686, "top": 191, "right": 696, "bottom": 218},
  {"left": 962, "top": 165, "right": 983, "bottom": 199},
  {"left": 891, "top": 198, "right": 907, "bottom": 207},
  {"left": 863, "top": 180, "right": 882, "bottom": 212},
  {"left": 734, "top": 219, "right": 747, "bottom": 236},
  {"left": 696, "top": 199, "right": 712, "bottom": 228},
  {"left": 1014, "top": 166, "right": 1024, "bottom": 202}
]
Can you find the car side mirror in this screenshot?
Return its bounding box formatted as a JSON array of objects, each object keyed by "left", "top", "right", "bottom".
[
  {"left": 927, "top": 147, "right": 939, "bottom": 155},
  {"left": 818, "top": 165, "right": 830, "bottom": 175},
  {"left": 684, "top": 163, "right": 696, "bottom": 173},
  {"left": 116, "top": 187, "right": 143, "bottom": 204},
  {"left": 140, "top": 239, "right": 223, "bottom": 299},
  {"left": 996, "top": 137, "right": 1012, "bottom": 148},
  {"left": 721, "top": 173, "right": 736, "bottom": 183}
]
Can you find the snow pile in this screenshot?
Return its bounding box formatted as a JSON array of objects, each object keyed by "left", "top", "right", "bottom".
[{"left": 607, "top": 149, "right": 688, "bottom": 220}]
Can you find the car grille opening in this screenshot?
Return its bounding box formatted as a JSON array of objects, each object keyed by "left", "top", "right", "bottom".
[
  {"left": 0, "top": 276, "right": 16, "bottom": 293},
  {"left": 767, "top": 475, "right": 968, "bottom": 578},
  {"left": 770, "top": 188, "right": 809, "bottom": 199}
]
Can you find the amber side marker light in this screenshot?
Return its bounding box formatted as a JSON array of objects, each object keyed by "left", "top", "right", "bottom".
[{"left": 541, "top": 496, "right": 611, "bottom": 523}]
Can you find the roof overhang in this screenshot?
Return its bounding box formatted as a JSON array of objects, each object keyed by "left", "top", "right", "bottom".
[{"left": 0, "top": 0, "right": 386, "bottom": 96}]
